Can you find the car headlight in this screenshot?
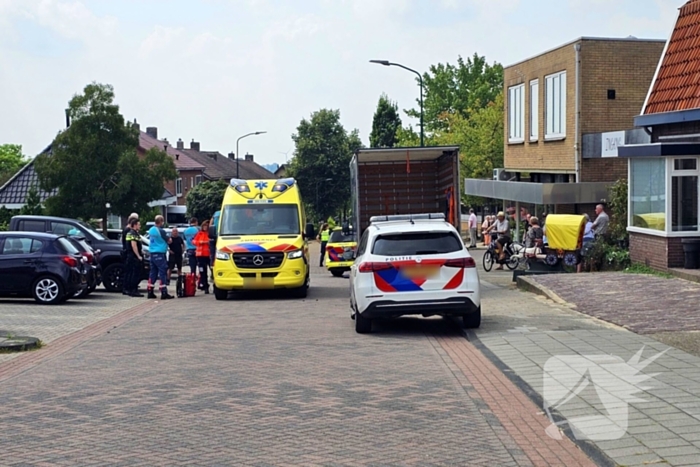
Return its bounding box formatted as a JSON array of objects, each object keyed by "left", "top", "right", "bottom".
[
  {"left": 216, "top": 250, "right": 230, "bottom": 260},
  {"left": 287, "top": 249, "right": 303, "bottom": 259}
]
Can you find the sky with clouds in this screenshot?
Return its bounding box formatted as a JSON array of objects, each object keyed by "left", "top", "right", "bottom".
[{"left": 0, "top": 0, "right": 683, "bottom": 166}]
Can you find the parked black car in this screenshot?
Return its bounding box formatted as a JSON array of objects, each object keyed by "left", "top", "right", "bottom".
[
  {"left": 9, "top": 215, "right": 149, "bottom": 292},
  {"left": 0, "top": 232, "right": 87, "bottom": 304},
  {"left": 64, "top": 236, "right": 101, "bottom": 298}
]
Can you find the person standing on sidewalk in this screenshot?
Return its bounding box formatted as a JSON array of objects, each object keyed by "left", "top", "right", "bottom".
[
  {"left": 577, "top": 214, "right": 595, "bottom": 273},
  {"left": 317, "top": 223, "right": 329, "bottom": 267},
  {"left": 167, "top": 227, "right": 185, "bottom": 285},
  {"left": 194, "top": 219, "right": 211, "bottom": 294},
  {"left": 121, "top": 212, "right": 139, "bottom": 295},
  {"left": 146, "top": 215, "right": 174, "bottom": 300},
  {"left": 468, "top": 209, "right": 478, "bottom": 248},
  {"left": 124, "top": 218, "right": 144, "bottom": 297},
  {"left": 592, "top": 204, "right": 609, "bottom": 237},
  {"left": 183, "top": 217, "right": 198, "bottom": 274}
]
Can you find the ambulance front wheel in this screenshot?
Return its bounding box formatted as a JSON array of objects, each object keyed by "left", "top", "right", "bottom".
[{"left": 213, "top": 285, "right": 229, "bottom": 300}]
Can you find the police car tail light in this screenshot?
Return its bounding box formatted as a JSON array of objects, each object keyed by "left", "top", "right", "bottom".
[
  {"left": 444, "top": 257, "right": 476, "bottom": 268},
  {"left": 358, "top": 262, "right": 393, "bottom": 273}
]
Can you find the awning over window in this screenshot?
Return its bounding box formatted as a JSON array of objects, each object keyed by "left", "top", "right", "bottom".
[
  {"left": 618, "top": 142, "right": 700, "bottom": 158},
  {"left": 464, "top": 179, "right": 610, "bottom": 205}
]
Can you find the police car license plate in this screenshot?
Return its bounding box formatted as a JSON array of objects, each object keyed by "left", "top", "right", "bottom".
[{"left": 401, "top": 265, "right": 439, "bottom": 279}]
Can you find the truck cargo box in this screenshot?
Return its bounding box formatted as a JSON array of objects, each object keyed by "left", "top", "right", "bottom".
[{"left": 350, "top": 146, "right": 461, "bottom": 235}]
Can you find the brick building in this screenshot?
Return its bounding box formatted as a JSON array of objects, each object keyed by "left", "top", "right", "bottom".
[
  {"left": 619, "top": 0, "right": 700, "bottom": 270},
  {"left": 465, "top": 37, "right": 664, "bottom": 235}
]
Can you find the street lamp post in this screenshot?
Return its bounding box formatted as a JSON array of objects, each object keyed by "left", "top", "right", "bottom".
[
  {"left": 370, "top": 60, "right": 424, "bottom": 147},
  {"left": 235, "top": 131, "right": 267, "bottom": 178},
  {"left": 316, "top": 178, "right": 333, "bottom": 222}
]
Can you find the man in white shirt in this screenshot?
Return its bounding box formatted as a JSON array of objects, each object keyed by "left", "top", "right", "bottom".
[
  {"left": 468, "top": 209, "right": 478, "bottom": 248},
  {"left": 486, "top": 211, "right": 511, "bottom": 270}
]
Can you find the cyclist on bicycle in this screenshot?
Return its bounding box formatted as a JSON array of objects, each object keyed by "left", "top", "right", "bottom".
[{"left": 485, "top": 211, "right": 511, "bottom": 270}]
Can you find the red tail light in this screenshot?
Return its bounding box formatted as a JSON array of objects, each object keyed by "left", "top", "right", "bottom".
[
  {"left": 444, "top": 257, "right": 476, "bottom": 268},
  {"left": 358, "top": 262, "right": 394, "bottom": 273},
  {"left": 82, "top": 252, "right": 94, "bottom": 263},
  {"left": 62, "top": 256, "right": 78, "bottom": 268}
]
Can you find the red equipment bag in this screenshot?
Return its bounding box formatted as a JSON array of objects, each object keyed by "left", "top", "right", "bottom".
[{"left": 183, "top": 273, "right": 197, "bottom": 297}]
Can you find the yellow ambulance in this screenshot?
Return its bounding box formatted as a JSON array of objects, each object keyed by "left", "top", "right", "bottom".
[{"left": 211, "top": 178, "right": 314, "bottom": 299}]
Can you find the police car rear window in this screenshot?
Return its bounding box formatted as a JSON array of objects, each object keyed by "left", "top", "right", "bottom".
[
  {"left": 371, "top": 232, "right": 462, "bottom": 256},
  {"left": 329, "top": 231, "right": 354, "bottom": 243}
]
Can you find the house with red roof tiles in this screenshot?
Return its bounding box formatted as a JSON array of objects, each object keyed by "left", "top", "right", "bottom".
[
  {"left": 619, "top": 0, "right": 700, "bottom": 270},
  {"left": 138, "top": 126, "right": 206, "bottom": 207}
]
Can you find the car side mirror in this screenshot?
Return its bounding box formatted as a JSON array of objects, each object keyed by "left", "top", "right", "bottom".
[
  {"left": 304, "top": 222, "right": 315, "bottom": 240},
  {"left": 208, "top": 225, "right": 217, "bottom": 240}
]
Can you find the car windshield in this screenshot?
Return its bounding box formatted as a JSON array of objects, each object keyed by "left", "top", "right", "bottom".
[
  {"left": 372, "top": 232, "right": 462, "bottom": 256},
  {"left": 220, "top": 204, "right": 300, "bottom": 236},
  {"left": 329, "top": 231, "right": 354, "bottom": 243},
  {"left": 57, "top": 237, "right": 80, "bottom": 254},
  {"left": 78, "top": 221, "right": 106, "bottom": 240}
]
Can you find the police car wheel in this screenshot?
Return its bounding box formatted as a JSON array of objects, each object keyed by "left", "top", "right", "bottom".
[
  {"left": 462, "top": 306, "right": 481, "bottom": 329},
  {"left": 355, "top": 311, "right": 372, "bottom": 334}
]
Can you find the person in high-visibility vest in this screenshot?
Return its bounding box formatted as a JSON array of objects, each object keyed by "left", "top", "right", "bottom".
[{"left": 317, "top": 223, "right": 330, "bottom": 267}]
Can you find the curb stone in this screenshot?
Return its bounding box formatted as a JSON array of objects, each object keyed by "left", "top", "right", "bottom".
[{"left": 515, "top": 276, "right": 572, "bottom": 306}]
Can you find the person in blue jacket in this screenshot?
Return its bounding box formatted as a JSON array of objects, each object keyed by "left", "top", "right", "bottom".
[
  {"left": 146, "top": 215, "right": 174, "bottom": 300},
  {"left": 183, "top": 217, "right": 199, "bottom": 274}
]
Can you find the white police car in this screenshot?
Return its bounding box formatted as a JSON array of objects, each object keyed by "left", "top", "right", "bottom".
[{"left": 349, "top": 213, "right": 481, "bottom": 334}]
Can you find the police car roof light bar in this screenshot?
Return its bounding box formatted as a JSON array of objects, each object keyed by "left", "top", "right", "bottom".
[{"left": 369, "top": 213, "right": 445, "bottom": 224}]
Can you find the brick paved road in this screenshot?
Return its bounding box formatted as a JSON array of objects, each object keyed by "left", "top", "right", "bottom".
[{"left": 0, "top": 251, "right": 594, "bottom": 466}]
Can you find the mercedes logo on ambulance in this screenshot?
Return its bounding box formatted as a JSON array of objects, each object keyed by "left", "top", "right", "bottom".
[{"left": 252, "top": 255, "right": 265, "bottom": 266}]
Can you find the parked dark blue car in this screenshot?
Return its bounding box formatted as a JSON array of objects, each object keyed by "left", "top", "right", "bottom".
[{"left": 0, "top": 232, "right": 87, "bottom": 304}]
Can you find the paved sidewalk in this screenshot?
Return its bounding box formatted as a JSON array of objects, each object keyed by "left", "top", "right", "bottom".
[
  {"left": 519, "top": 273, "right": 700, "bottom": 334},
  {"left": 477, "top": 275, "right": 700, "bottom": 467},
  {"left": 0, "top": 291, "right": 148, "bottom": 365}
]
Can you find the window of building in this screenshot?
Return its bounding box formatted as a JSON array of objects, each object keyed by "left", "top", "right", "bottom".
[
  {"left": 508, "top": 83, "right": 525, "bottom": 143},
  {"left": 671, "top": 158, "right": 699, "bottom": 232},
  {"left": 176, "top": 178, "right": 183, "bottom": 196},
  {"left": 107, "top": 214, "right": 121, "bottom": 229},
  {"left": 529, "top": 79, "right": 538, "bottom": 141},
  {"left": 195, "top": 175, "right": 203, "bottom": 185},
  {"left": 630, "top": 158, "right": 666, "bottom": 231},
  {"left": 545, "top": 71, "right": 566, "bottom": 139}
]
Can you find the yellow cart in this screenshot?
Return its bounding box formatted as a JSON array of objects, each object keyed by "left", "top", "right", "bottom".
[{"left": 542, "top": 214, "right": 587, "bottom": 267}]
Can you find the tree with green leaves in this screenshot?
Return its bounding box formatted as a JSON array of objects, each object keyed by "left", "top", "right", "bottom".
[
  {"left": 370, "top": 94, "right": 401, "bottom": 148},
  {"left": 287, "top": 109, "right": 362, "bottom": 222},
  {"left": 186, "top": 179, "right": 228, "bottom": 223},
  {"left": 405, "top": 53, "right": 503, "bottom": 133},
  {"left": 432, "top": 91, "right": 505, "bottom": 206},
  {"left": 35, "top": 82, "right": 177, "bottom": 234},
  {"left": 0, "top": 144, "right": 27, "bottom": 186}
]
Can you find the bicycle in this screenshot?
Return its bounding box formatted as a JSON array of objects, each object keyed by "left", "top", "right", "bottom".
[{"left": 482, "top": 238, "right": 523, "bottom": 272}]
